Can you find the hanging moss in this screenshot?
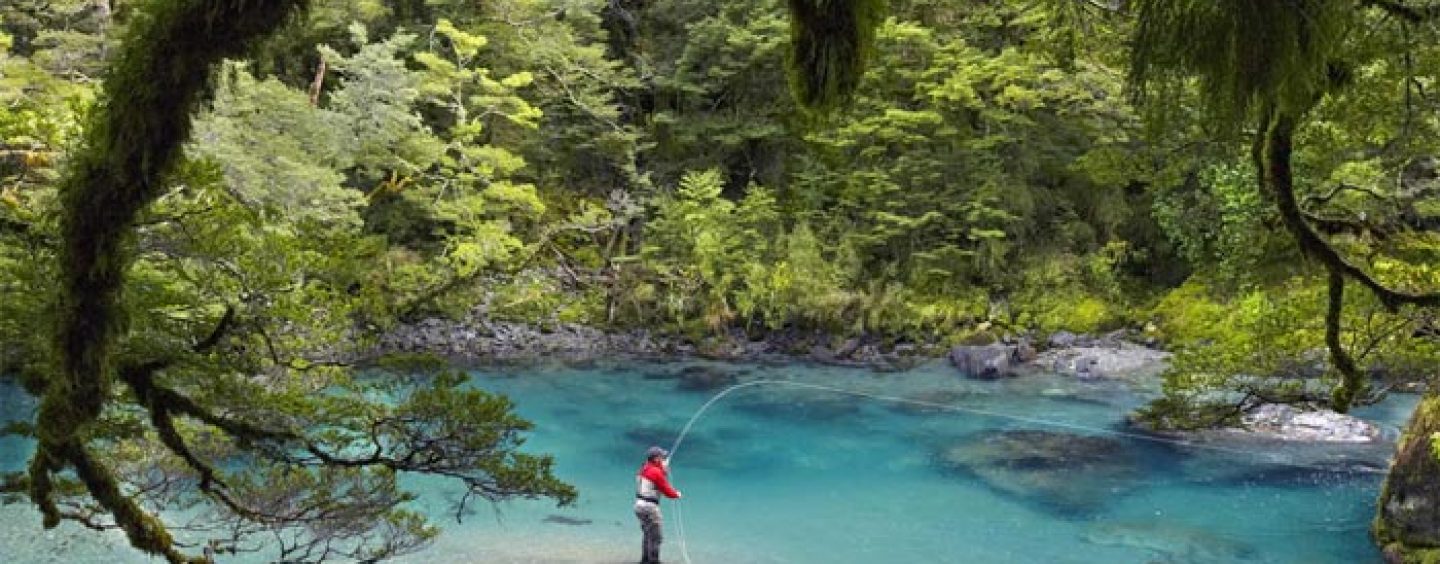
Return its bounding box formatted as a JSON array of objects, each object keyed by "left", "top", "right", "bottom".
[
  {"left": 1128, "top": 0, "right": 1352, "bottom": 127},
  {"left": 785, "top": 0, "right": 885, "bottom": 109}
]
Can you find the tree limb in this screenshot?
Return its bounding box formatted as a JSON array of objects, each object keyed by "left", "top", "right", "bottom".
[
  {"left": 1360, "top": 0, "right": 1440, "bottom": 23},
  {"left": 1265, "top": 110, "right": 1440, "bottom": 311}
]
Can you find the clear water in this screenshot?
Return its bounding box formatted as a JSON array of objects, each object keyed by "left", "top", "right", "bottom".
[{"left": 0, "top": 361, "right": 1416, "bottom": 563}]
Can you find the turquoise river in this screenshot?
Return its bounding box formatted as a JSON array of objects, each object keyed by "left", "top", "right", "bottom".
[{"left": 0, "top": 359, "right": 1418, "bottom": 563}]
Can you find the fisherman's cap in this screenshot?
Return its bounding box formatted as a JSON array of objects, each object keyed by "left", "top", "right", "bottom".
[{"left": 646, "top": 446, "right": 668, "bottom": 459}]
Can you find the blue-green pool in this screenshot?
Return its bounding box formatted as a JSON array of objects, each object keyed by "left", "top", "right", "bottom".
[{"left": 0, "top": 361, "right": 1415, "bottom": 563}]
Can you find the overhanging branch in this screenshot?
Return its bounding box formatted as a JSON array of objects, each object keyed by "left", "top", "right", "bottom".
[
  {"left": 1360, "top": 0, "right": 1440, "bottom": 23},
  {"left": 1266, "top": 111, "right": 1440, "bottom": 311}
]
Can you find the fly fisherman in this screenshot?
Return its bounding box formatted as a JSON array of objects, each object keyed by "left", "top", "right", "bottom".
[{"left": 635, "top": 446, "right": 682, "bottom": 564}]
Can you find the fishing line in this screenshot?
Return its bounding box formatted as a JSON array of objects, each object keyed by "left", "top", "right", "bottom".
[{"left": 662, "top": 378, "right": 1391, "bottom": 564}]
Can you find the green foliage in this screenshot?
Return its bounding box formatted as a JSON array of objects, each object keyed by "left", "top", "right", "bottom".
[
  {"left": 646, "top": 0, "right": 794, "bottom": 187},
  {"left": 640, "top": 169, "right": 781, "bottom": 331},
  {"left": 1008, "top": 249, "right": 1130, "bottom": 335},
  {"left": 1151, "top": 161, "right": 1294, "bottom": 287},
  {"left": 794, "top": 14, "right": 1154, "bottom": 292},
  {"left": 1139, "top": 275, "right": 1440, "bottom": 429},
  {"left": 192, "top": 67, "right": 364, "bottom": 227},
  {"left": 2, "top": 2, "right": 579, "bottom": 562},
  {"left": 7, "top": 0, "right": 1440, "bottom": 558}
]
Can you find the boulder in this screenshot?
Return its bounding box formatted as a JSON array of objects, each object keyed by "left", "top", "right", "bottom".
[
  {"left": 1047, "top": 330, "right": 1081, "bottom": 349},
  {"left": 1071, "top": 355, "right": 1102, "bottom": 380},
  {"left": 1035, "top": 345, "right": 1171, "bottom": 380},
  {"left": 1376, "top": 396, "right": 1440, "bottom": 561},
  {"left": 1013, "top": 339, "right": 1038, "bottom": 363},
  {"left": 948, "top": 345, "right": 1018, "bottom": 380},
  {"left": 1238, "top": 403, "right": 1380, "bottom": 443},
  {"left": 834, "top": 338, "right": 862, "bottom": 360}
]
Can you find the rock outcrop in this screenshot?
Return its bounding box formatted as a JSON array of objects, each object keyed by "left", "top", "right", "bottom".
[
  {"left": 1375, "top": 395, "right": 1440, "bottom": 563},
  {"left": 1237, "top": 403, "right": 1381, "bottom": 443},
  {"left": 376, "top": 318, "right": 671, "bottom": 360}
]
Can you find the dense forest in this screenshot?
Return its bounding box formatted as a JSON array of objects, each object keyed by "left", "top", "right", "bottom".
[{"left": 4, "top": 0, "right": 1440, "bottom": 562}]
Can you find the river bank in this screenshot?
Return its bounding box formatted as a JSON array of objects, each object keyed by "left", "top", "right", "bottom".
[{"left": 373, "top": 314, "right": 1163, "bottom": 372}]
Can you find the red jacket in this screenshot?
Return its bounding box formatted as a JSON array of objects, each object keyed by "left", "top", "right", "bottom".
[{"left": 637, "top": 460, "right": 680, "bottom": 499}]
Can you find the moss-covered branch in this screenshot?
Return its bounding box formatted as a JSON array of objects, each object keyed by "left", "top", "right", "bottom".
[
  {"left": 1264, "top": 110, "right": 1440, "bottom": 312},
  {"left": 1262, "top": 107, "right": 1440, "bottom": 412}
]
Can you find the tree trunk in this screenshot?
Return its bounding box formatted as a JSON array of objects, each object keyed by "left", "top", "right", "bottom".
[
  {"left": 1263, "top": 110, "right": 1366, "bottom": 413},
  {"left": 307, "top": 56, "right": 327, "bottom": 107}
]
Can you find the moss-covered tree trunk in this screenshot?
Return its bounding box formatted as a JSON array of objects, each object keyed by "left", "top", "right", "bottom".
[
  {"left": 28, "top": 1, "right": 304, "bottom": 562},
  {"left": 1375, "top": 394, "right": 1440, "bottom": 563}
]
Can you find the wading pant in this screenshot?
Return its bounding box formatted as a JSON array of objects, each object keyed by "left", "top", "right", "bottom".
[{"left": 635, "top": 500, "right": 663, "bottom": 563}]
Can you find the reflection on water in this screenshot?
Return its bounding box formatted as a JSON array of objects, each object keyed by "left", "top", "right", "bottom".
[{"left": 0, "top": 362, "right": 1413, "bottom": 563}]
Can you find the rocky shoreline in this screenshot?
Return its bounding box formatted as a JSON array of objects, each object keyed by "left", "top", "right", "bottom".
[
  {"left": 373, "top": 314, "right": 942, "bottom": 369},
  {"left": 376, "top": 316, "right": 1387, "bottom": 444},
  {"left": 374, "top": 317, "right": 677, "bottom": 361}
]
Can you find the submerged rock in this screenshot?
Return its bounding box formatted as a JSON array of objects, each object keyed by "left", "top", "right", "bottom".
[
  {"left": 887, "top": 389, "right": 983, "bottom": 416},
  {"left": 642, "top": 369, "right": 679, "bottom": 380},
  {"left": 623, "top": 424, "right": 687, "bottom": 452},
  {"left": 675, "top": 366, "right": 740, "bottom": 391},
  {"left": 1201, "top": 458, "right": 1387, "bottom": 488},
  {"left": 1082, "top": 521, "right": 1255, "bottom": 563},
  {"left": 936, "top": 429, "right": 1141, "bottom": 514},
  {"left": 731, "top": 391, "right": 862, "bottom": 422},
  {"left": 542, "top": 514, "right": 593, "bottom": 526}
]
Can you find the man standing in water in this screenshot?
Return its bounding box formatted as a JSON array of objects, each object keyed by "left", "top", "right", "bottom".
[{"left": 636, "top": 446, "right": 682, "bottom": 564}]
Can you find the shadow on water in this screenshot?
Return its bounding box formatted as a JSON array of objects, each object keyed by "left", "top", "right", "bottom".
[
  {"left": 1174, "top": 447, "right": 1392, "bottom": 490},
  {"left": 930, "top": 427, "right": 1160, "bottom": 518},
  {"left": 726, "top": 389, "right": 865, "bottom": 423}
]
